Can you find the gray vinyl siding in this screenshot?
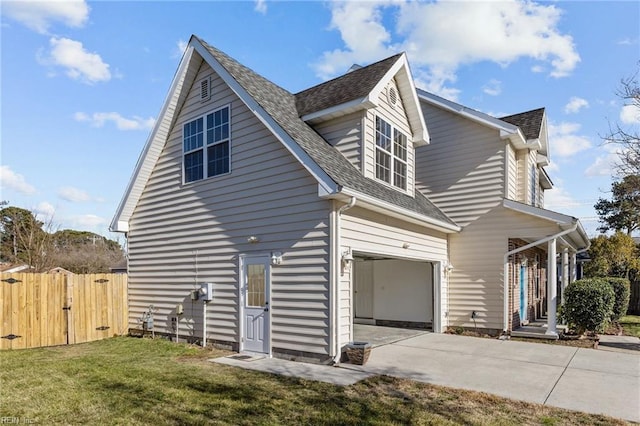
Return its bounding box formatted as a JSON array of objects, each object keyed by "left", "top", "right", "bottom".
[
  {"left": 416, "top": 103, "right": 505, "bottom": 227},
  {"left": 313, "top": 111, "right": 363, "bottom": 170},
  {"left": 447, "top": 206, "right": 559, "bottom": 330},
  {"left": 339, "top": 207, "right": 448, "bottom": 345},
  {"left": 128, "top": 61, "right": 331, "bottom": 355},
  {"left": 363, "top": 78, "right": 415, "bottom": 195},
  {"left": 415, "top": 100, "right": 564, "bottom": 331}
]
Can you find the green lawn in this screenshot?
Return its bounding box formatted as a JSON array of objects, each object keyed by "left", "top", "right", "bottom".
[
  {"left": 621, "top": 315, "right": 640, "bottom": 338},
  {"left": 0, "top": 337, "right": 627, "bottom": 425}
]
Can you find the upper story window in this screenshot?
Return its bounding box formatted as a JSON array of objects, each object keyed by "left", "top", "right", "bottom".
[
  {"left": 183, "top": 106, "right": 230, "bottom": 183},
  {"left": 375, "top": 116, "right": 407, "bottom": 190},
  {"left": 530, "top": 164, "right": 537, "bottom": 206}
]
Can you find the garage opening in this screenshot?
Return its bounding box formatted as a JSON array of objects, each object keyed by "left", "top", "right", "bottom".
[{"left": 353, "top": 255, "right": 435, "bottom": 331}]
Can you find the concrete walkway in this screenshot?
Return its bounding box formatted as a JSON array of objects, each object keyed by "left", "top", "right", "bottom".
[
  {"left": 213, "top": 354, "right": 375, "bottom": 386},
  {"left": 346, "top": 333, "right": 640, "bottom": 423},
  {"left": 212, "top": 333, "right": 640, "bottom": 423}
]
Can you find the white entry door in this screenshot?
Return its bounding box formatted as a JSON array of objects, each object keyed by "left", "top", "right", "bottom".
[
  {"left": 354, "top": 260, "right": 373, "bottom": 318},
  {"left": 241, "top": 256, "right": 270, "bottom": 354}
]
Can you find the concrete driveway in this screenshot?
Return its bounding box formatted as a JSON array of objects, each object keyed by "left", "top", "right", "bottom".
[{"left": 344, "top": 333, "right": 640, "bottom": 423}]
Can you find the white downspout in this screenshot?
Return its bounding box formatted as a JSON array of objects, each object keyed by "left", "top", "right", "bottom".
[
  {"left": 332, "top": 196, "right": 356, "bottom": 364},
  {"left": 502, "top": 221, "right": 579, "bottom": 333}
]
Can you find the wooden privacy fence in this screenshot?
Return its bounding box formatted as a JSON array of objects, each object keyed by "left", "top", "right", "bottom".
[{"left": 0, "top": 273, "right": 128, "bottom": 350}]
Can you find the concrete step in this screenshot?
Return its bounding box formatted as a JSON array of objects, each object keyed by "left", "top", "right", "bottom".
[{"left": 511, "top": 327, "right": 559, "bottom": 340}]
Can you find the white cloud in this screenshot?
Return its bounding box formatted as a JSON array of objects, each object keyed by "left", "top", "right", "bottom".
[
  {"left": 2, "top": 0, "right": 89, "bottom": 34},
  {"left": 584, "top": 144, "right": 624, "bottom": 177},
  {"left": 0, "top": 165, "right": 36, "bottom": 195},
  {"left": 564, "top": 96, "right": 589, "bottom": 114},
  {"left": 72, "top": 214, "right": 107, "bottom": 229},
  {"left": 313, "top": 1, "right": 394, "bottom": 79},
  {"left": 58, "top": 186, "right": 90, "bottom": 202},
  {"left": 545, "top": 161, "right": 559, "bottom": 173},
  {"left": 315, "top": 1, "right": 580, "bottom": 98},
  {"left": 616, "top": 37, "right": 637, "bottom": 46},
  {"left": 531, "top": 65, "right": 545, "bottom": 73},
  {"left": 34, "top": 201, "right": 56, "bottom": 218},
  {"left": 39, "top": 37, "right": 111, "bottom": 84},
  {"left": 255, "top": 0, "right": 267, "bottom": 14},
  {"left": 584, "top": 155, "right": 615, "bottom": 177},
  {"left": 548, "top": 122, "right": 592, "bottom": 157},
  {"left": 74, "top": 111, "right": 155, "bottom": 130},
  {"left": 545, "top": 185, "right": 582, "bottom": 210},
  {"left": 173, "top": 39, "right": 188, "bottom": 58},
  {"left": 482, "top": 79, "right": 502, "bottom": 96},
  {"left": 620, "top": 104, "right": 640, "bottom": 124}
]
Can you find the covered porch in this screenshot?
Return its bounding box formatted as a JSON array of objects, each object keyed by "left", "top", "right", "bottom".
[{"left": 502, "top": 200, "right": 590, "bottom": 339}]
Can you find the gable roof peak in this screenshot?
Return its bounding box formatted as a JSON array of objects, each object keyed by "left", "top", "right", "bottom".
[
  {"left": 500, "top": 107, "right": 546, "bottom": 141},
  {"left": 111, "top": 37, "right": 454, "bottom": 233},
  {"left": 294, "top": 53, "right": 403, "bottom": 117}
]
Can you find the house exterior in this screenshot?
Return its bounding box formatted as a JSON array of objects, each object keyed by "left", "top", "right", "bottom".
[
  {"left": 112, "top": 35, "right": 589, "bottom": 361},
  {"left": 415, "top": 91, "right": 590, "bottom": 336},
  {"left": 110, "top": 35, "right": 459, "bottom": 363}
]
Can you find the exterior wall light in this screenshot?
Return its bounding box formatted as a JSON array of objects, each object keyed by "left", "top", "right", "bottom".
[
  {"left": 341, "top": 249, "right": 354, "bottom": 272},
  {"left": 247, "top": 236, "right": 260, "bottom": 243},
  {"left": 271, "top": 252, "right": 282, "bottom": 265}
]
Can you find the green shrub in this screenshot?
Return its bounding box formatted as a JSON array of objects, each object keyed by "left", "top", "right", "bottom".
[
  {"left": 562, "top": 278, "right": 615, "bottom": 334},
  {"left": 601, "top": 277, "right": 631, "bottom": 321}
]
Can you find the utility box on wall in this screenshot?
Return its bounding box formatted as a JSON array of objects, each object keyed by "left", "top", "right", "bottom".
[{"left": 200, "top": 282, "right": 214, "bottom": 302}]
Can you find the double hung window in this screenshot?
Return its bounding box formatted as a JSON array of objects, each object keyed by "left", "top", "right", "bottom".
[
  {"left": 183, "top": 106, "right": 230, "bottom": 183},
  {"left": 375, "top": 116, "right": 407, "bottom": 190}
]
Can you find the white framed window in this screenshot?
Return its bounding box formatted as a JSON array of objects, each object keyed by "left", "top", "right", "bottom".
[
  {"left": 375, "top": 116, "right": 407, "bottom": 190},
  {"left": 183, "top": 105, "right": 230, "bottom": 184}
]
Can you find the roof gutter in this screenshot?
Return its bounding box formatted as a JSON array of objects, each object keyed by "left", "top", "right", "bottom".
[
  {"left": 502, "top": 221, "right": 579, "bottom": 333},
  {"left": 301, "top": 97, "right": 374, "bottom": 123},
  {"left": 417, "top": 89, "right": 527, "bottom": 146},
  {"left": 324, "top": 187, "right": 460, "bottom": 233}
]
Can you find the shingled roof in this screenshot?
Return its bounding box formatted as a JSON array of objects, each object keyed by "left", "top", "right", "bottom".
[
  {"left": 196, "top": 37, "right": 456, "bottom": 229},
  {"left": 294, "top": 54, "right": 402, "bottom": 117},
  {"left": 500, "top": 108, "right": 545, "bottom": 140}
]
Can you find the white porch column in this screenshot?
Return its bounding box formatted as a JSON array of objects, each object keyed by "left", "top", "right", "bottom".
[
  {"left": 570, "top": 252, "right": 577, "bottom": 282},
  {"left": 546, "top": 239, "right": 558, "bottom": 337},
  {"left": 561, "top": 248, "right": 569, "bottom": 304}
]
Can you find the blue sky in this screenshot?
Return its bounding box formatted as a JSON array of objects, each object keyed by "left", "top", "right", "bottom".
[{"left": 1, "top": 0, "right": 638, "bottom": 240}]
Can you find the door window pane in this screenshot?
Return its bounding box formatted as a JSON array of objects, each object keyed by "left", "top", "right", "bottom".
[{"left": 247, "top": 264, "right": 265, "bottom": 307}]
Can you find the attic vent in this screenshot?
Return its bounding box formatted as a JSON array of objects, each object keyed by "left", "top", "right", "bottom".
[
  {"left": 388, "top": 86, "right": 398, "bottom": 108},
  {"left": 200, "top": 77, "right": 211, "bottom": 102}
]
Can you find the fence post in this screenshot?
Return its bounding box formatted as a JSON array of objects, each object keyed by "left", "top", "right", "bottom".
[{"left": 65, "top": 275, "right": 75, "bottom": 345}]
